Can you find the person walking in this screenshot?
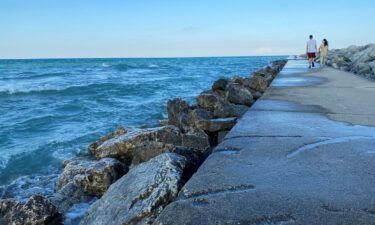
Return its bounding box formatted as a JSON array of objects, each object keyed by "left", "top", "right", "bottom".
[
  {"left": 319, "top": 39, "right": 329, "bottom": 67},
  {"left": 306, "top": 35, "right": 317, "bottom": 69}
]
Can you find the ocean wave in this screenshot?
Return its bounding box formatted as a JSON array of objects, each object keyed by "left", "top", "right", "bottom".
[
  {"left": 148, "top": 64, "right": 159, "bottom": 68},
  {"left": 64, "top": 198, "right": 98, "bottom": 225},
  {"left": 0, "top": 83, "right": 82, "bottom": 95},
  {"left": 101, "top": 63, "right": 112, "bottom": 68},
  {"left": 0, "top": 174, "right": 58, "bottom": 201}
]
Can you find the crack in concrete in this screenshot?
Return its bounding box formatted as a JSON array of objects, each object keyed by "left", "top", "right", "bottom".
[
  {"left": 320, "top": 204, "right": 344, "bottom": 213},
  {"left": 182, "top": 184, "right": 256, "bottom": 199},
  {"left": 224, "top": 135, "right": 302, "bottom": 141},
  {"left": 286, "top": 136, "right": 375, "bottom": 158},
  {"left": 214, "top": 147, "right": 242, "bottom": 155},
  {"left": 217, "top": 214, "right": 296, "bottom": 225}
]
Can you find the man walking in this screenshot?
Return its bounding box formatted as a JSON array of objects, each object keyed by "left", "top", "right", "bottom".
[{"left": 306, "top": 35, "right": 317, "bottom": 68}]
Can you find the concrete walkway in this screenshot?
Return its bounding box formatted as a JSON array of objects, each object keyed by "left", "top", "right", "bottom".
[{"left": 156, "top": 60, "right": 375, "bottom": 225}]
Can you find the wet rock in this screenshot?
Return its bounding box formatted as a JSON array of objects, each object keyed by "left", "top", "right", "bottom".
[
  {"left": 50, "top": 182, "right": 88, "bottom": 213},
  {"left": 158, "top": 119, "right": 169, "bottom": 126},
  {"left": 0, "top": 195, "right": 62, "bottom": 225},
  {"left": 167, "top": 98, "right": 190, "bottom": 131},
  {"left": 212, "top": 78, "right": 228, "bottom": 91},
  {"left": 248, "top": 74, "right": 268, "bottom": 93},
  {"left": 196, "top": 117, "right": 237, "bottom": 133},
  {"left": 56, "top": 158, "right": 126, "bottom": 197},
  {"left": 197, "top": 91, "right": 226, "bottom": 112},
  {"left": 225, "top": 82, "right": 254, "bottom": 106},
  {"left": 88, "top": 127, "right": 127, "bottom": 153},
  {"left": 79, "top": 153, "right": 187, "bottom": 225}
]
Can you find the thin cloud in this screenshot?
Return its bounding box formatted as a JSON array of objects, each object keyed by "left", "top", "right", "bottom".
[{"left": 179, "top": 26, "right": 199, "bottom": 33}]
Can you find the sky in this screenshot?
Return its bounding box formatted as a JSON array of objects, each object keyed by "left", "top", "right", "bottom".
[{"left": 1, "top": 0, "right": 375, "bottom": 59}]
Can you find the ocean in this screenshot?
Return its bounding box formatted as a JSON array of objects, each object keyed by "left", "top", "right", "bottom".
[{"left": 0, "top": 56, "right": 285, "bottom": 201}]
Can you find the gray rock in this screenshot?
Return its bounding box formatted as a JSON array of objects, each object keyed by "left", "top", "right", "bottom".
[
  {"left": 181, "top": 127, "right": 211, "bottom": 154},
  {"left": 79, "top": 153, "right": 187, "bottom": 225},
  {"left": 186, "top": 104, "right": 238, "bottom": 132},
  {"left": 167, "top": 98, "right": 190, "bottom": 131},
  {"left": 91, "top": 126, "right": 182, "bottom": 165},
  {"left": 56, "top": 158, "right": 125, "bottom": 197},
  {"left": 91, "top": 125, "right": 210, "bottom": 167},
  {"left": 225, "top": 82, "right": 254, "bottom": 106},
  {"left": 351, "top": 62, "right": 372, "bottom": 75},
  {"left": 197, "top": 91, "right": 226, "bottom": 112},
  {"left": 50, "top": 182, "right": 88, "bottom": 213},
  {"left": 248, "top": 74, "right": 268, "bottom": 93},
  {"left": 212, "top": 78, "right": 228, "bottom": 91},
  {"left": 195, "top": 118, "right": 237, "bottom": 133},
  {"left": 0, "top": 195, "right": 62, "bottom": 225},
  {"left": 369, "top": 61, "right": 375, "bottom": 74},
  {"left": 187, "top": 108, "right": 214, "bottom": 126},
  {"left": 349, "top": 44, "right": 375, "bottom": 63},
  {"left": 214, "top": 104, "right": 249, "bottom": 118},
  {"left": 88, "top": 127, "right": 127, "bottom": 153}
]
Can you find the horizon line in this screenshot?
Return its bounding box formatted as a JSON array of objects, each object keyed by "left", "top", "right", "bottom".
[{"left": 0, "top": 54, "right": 291, "bottom": 61}]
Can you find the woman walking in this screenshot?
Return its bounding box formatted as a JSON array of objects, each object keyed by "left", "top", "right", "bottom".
[{"left": 319, "top": 39, "right": 329, "bottom": 67}]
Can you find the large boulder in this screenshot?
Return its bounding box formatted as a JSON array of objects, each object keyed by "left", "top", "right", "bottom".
[
  {"left": 79, "top": 153, "right": 187, "bottom": 225},
  {"left": 195, "top": 117, "right": 237, "bottom": 133},
  {"left": 90, "top": 126, "right": 182, "bottom": 165},
  {"left": 187, "top": 108, "right": 213, "bottom": 125},
  {"left": 225, "top": 82, "right": 254, "bottom": 106},
  {"left": 91, "top": 126, "right": 209, "bottom": 167},
  {"left": 56, "top": 158, "right": 126, "bottom": 197},
  {"left": 248, "top": 74, "right": 268, "bottom": 93},
  {"left": 351, "top": 62, "right": 373, "bottom": 75},
  {"left": 181, "top": 127, "right": 211, "bottom": 154},
  {"left": 349, "top": 44, "right": 375, "bottom": 64},
  {"left": 0, "top": 195, "right": 62, "bottom": 225},
  {"left": 214, "top": 103, "right": 249, "bottom": 118},
  {"left": 187, "top": 107, "right": 239, "bottom": 132},
  {"left": 88, "top": 127, "right": 127, "bottom": 153},
  {"left": 167, "top": 98, "right": 190, "bottom": 131},
  {"left": 212, "top": 78, "right": 228, "bottom": 91},
  {"left": 50, "top": 182, "right": 88, "bottom": 213},
  {"left": 196, "top": 91, "right": 226, "bottom": 112}
]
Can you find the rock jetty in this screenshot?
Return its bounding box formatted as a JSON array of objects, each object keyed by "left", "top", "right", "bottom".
[
  {"left": 326, "top": 44, "right": 375, "bottom": 79},
  {"left": 0, "top": 59, "right": 287, "bottom": 225}
]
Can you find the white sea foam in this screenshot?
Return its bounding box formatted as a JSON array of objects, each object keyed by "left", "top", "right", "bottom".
[
  {"left": 0, "top": 174, "right": 58, "bottom": 201},
  {"left": 64, "top": 198, "right": 98, "bottom": 225},
  {"left": 101, "top": 63, "right": 112, "bottom": 68},
  {"left": 148, "top": 64, "right": 159, "bottom": 68}
]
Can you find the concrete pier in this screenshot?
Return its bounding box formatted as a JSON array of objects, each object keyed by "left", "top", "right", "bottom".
[{"left": 156, "top": 60, "right": 375, "bottom": 225}]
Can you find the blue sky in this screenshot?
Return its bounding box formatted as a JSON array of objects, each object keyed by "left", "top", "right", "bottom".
[{"left": 1, "top": 0, "right": 374, "bottom": 59}]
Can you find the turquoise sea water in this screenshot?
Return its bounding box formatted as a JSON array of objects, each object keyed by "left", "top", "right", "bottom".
[{"left": 0, "top": 56, "right": 285, "bottom": 200}]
